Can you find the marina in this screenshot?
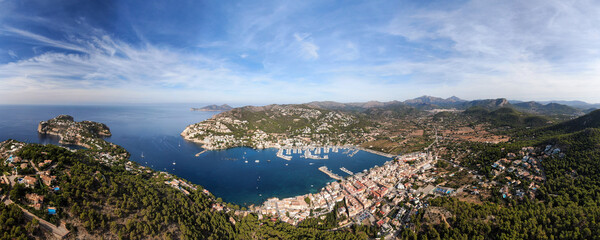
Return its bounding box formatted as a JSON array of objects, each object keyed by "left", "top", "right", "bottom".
[{"left": 274, "top": 145, "right": 379, "bottom": 161}]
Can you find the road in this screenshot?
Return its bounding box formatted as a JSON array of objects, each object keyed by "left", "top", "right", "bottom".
[{"left": 3, "top": 198, "right": 70, "bottom": 239}]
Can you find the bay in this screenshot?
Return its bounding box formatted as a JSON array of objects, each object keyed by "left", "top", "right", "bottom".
[{"left": 0, "top": 104, "right": 391, "bottom": 206}]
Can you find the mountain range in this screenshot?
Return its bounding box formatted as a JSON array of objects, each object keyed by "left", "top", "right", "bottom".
[{"left": 307, "top": 96, "right": 596, "bottom": 118}]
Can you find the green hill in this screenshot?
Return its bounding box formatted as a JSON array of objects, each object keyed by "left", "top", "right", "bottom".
[
  {"left": 543, "top": 109, "right": 600, "bottom": 133},
  {"left": 408, "top": 109, "right": 600, "bottom": 239},
  {"left": 463, "top": 106, "right": 552, "bottom": 128},
  {"left": 513, "top": 101, "right": 583, "bottom": 117}
]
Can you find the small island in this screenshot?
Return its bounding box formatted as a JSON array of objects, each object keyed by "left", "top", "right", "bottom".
[{"left": 191, "top": 104, "right": 233, "bottom": 112}]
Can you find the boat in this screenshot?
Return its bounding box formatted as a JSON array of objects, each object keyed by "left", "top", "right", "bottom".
[
  {"left": 141, "top": 152, "right": 145, "bottom": 158},
  {"left": 285, "top": 163, "right": 288, "bottom": 166},
  {"left": 309, "top": 163, "right": 314, "bottom": 165},
  {"left": 255, "top": 160, "right": 260, "bottom": 163},
  {"left": 172, "top": 162, "right": 176, "bottom": 165},
  {"left": 245, "top": 160, "right": 248, "bottom": 163}
]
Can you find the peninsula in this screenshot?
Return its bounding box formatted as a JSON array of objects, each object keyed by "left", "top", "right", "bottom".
[
  {"left": 191, "top": 104, "right": 233, "bottom": 112},
  {"left": 181, "top": 104, "right": 372, "bottom": 150},
  {"left": 180, "top": 99, "right": 519, "bottom": 154}
]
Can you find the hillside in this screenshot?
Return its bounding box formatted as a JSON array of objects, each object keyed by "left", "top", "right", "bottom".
[
  {"left": 405, "top": 109, "right": 600, "bottom": 239},
  {"left": 463, "top": 106, "right": 552, "bottom": 128},
  {"left": 542, "top": 109, "right": 600, "bottom": 134}
]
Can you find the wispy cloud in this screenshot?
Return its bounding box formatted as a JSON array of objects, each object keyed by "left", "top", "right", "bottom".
[
  {"left": 293, "top": 33, "right": 319, "bottom": 60},
  {"left": 1, "top": 27, "right": 88, "bottom": 53},
  {"left": 7, "top": 50, "right": 17, "bottom": 58}
]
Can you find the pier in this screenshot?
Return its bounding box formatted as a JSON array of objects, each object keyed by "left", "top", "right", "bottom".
[
  {"left": 195, "top": 150, "right": 207, "bottom": 157},
  {"left": 340, "top": 167, "right": 353, "bottom": 175},
  {"left": 277, "top": 148, "right": 292, "bottom": 160},
  {"left": 318, "top": 166, "right": 343, "bottom": 181},
  {"left": 304, "top": 150, "right": 328, "bottom": 160},
  {"left": 357, "top": 147, "right": 395, "bottom": 158}
]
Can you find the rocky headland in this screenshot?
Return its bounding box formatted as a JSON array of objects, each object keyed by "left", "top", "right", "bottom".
[{"left": 38, "top": 115, "right": 115, "bottom": 151}]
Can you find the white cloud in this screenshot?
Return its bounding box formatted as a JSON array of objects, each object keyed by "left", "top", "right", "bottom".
[
  {"left": 373, "top": 0, "right": 600, "bottom": 102},
  {"left": 0, "top": 27, "right": 264, "bottom": 103},
  {"left": 3, "top": 0, "right": 600, "bottom": 104}
]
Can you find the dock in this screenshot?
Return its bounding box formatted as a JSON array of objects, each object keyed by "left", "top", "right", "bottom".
[
  {"left": 277, "top": 148, "right": 292, "bottom": 160},
  {"left": 195, "top": 150, "right": 208, "bottom": 157},
  {"left": 340, "top": 167, "right": 353, "bottom": 175},
  {"left": 304, "top": 150, "right": 328, "bottom": 160},
  {"left": 318, "top": 166, "right": 343, "bottom": 181}
]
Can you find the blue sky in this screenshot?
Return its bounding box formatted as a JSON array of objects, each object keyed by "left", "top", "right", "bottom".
[{"left": 1, "top": 0, "right": 600, "bottom": 105}]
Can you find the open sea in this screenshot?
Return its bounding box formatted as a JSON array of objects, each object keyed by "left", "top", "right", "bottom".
[{"left": 0, "top": 104, "right": 391, "bottom": 206}]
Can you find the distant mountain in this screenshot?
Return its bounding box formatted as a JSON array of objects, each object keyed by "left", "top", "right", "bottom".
[
  {"left": 299, "top": 97, "right": 590, "bottom": 120},
  {"left": 191, "top": 104, "right": 233, "bottom": 111},
  {"left": 403, "top": 97, "right": 585, "bottom": 118},
  {"left": 513, "top": 101, "right": 583, "bottom": 117},
  {"left": 404, "top": 95, "right": 466, "bottom": 109},
  {"left": 460, "top": 98, "right": 510, "bottom": 110},
  {"left": 306, "top": 100, "right": 401, "bottom": 111},
  {"left": 538, "top": 100, "right": 600, "bottom": 110}
]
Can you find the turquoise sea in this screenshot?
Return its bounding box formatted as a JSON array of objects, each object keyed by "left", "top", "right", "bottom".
[{"left": 0, "top": 104, "right": 391, "bottom": 206}]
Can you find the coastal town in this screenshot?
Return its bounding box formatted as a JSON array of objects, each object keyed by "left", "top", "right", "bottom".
[
  {"left": 0, "top": 112, "right": 554, "bottom": 239},
  {"left": 252, "top": 152, "right": 438, "bottom": 229},
  {"left": 247, "top": 142, "right": 549, "bottom": 238}
]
